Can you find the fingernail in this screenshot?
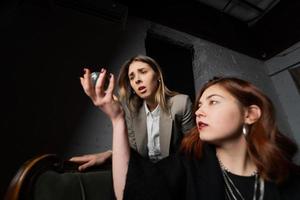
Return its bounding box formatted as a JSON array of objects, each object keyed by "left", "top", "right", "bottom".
[{"left": 101, "top": 68, "right": 105, "bottom": 73}]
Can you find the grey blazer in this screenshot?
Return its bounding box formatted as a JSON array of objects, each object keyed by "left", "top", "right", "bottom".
[{"left": 124, "top": 94, "right": 195, "bottom": 159}]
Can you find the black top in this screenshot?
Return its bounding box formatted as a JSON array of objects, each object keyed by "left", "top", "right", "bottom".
[
  {"left": 124, "top": 144, "right": 300, "bottom": 200},
  {"left": 225, "top": 171, "right": 257, "bottom": 200}
]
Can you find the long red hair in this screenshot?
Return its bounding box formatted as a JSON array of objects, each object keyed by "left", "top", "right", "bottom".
[{"left": 180, "top": 77, "right": 299, "bottom": 184}]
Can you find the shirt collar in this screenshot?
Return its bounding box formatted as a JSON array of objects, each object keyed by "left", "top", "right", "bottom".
[{"left": 144, "top": 101, "right": 160, "bottom": 116}]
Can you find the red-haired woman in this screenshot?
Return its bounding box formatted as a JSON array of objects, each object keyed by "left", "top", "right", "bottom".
[{"left": 81, "top": 71, "right": 300, "bottom": 200}]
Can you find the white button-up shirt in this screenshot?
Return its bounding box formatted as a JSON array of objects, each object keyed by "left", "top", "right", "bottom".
[{"left": 144, "top": 102, "right": 162, "bottom": 162}]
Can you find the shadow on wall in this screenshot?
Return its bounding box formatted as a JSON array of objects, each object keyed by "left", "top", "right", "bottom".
[{"left": 289, "top": 66, "right": 300, "bottom": 95}]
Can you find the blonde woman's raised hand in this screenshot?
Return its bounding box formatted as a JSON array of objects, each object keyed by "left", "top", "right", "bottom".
[{"left": 80, "top": 68, "right": 124, "bottom": 121}]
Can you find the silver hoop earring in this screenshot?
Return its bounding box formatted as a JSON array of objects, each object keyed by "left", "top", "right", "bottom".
[{"left": 242, "top": 124, "right": 249, "bottom": 136}]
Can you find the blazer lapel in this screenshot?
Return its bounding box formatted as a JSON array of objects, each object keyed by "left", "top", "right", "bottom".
[
  {"left": 133, "top": 106, "right": 148, "bottom": 157},
  {"left": 159, "top": 110, "right": 172, "bottom": 158}
]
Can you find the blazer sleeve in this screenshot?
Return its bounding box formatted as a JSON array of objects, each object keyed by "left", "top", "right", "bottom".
[
  {"left": 124, "top": 149, "right": 186, "bottom": 200},
  {"left": 123, "top": 104, "right": 138, "bottom": 150},
  {"left": 180, "top": 95, "right": 195, "bottom": 134}
]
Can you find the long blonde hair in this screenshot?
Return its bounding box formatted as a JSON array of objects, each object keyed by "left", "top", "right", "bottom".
[{"left": 118, "top": 55, "right": 178, "bottom": 113}]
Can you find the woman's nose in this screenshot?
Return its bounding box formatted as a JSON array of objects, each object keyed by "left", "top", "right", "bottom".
[
  {"left": 195, "top": 106, "right": 206, "bottom": 117},
  {"left": 135, "top": 75, "right": 141, "bottom": 84}
]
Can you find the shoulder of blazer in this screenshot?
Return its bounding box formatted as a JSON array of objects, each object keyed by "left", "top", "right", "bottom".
[
  {"left": 168, "top": 94, "right": 190, "bottom": 103},
  {"left": 168, "top": 94, "right": 192, "bottom": 113},
  {"left": 168, "top": 94, "right": 190, "bottom": 105}
]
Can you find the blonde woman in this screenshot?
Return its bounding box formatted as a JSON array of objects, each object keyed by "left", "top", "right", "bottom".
[{"left": 70, "top": 55, "right": 194, "bottom": 170}]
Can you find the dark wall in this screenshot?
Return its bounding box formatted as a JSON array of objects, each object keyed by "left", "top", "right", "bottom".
[{"left": 1, "top": 2, "right": 125, "bottom": 198}]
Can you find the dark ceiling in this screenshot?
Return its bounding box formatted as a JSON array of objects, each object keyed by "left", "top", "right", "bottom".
[
  {"left": 2, "top": 0, "right": 300, "bottom": 60},
  {"left": 116, "top": 0, "right": 300, "bottom": 60}
]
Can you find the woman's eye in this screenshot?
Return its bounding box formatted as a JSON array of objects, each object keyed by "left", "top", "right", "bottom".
[
  {"left": 141, "top": 70, "right": 147, "bottom": 74},
  {"left": 210, "top": 100, "right": 218, "bottom": 105}
]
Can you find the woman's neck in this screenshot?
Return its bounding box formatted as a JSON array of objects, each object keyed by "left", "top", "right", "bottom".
[
  {"left": 145, "top": 99, "right": 158, "bottom": 112},
  {"left": 216, "top": 138, "right": 256, "bottom": 176}
]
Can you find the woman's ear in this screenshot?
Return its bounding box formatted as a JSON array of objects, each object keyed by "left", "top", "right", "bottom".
[{"left": 244, "top": 105, "right": 261, "bottom": 125}]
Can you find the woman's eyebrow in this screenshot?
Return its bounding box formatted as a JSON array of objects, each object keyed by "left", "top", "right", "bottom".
[
  {"left": 199, "top": 94, "right": 222, "bottom": 103},
  {"left": 128, "top": 72, "right": 134, "bottom": 77},
  {"left": 128, "top": 67, "right": 146, "bottom": 76},
  {"left": 198, "top": 94, "right": 223, "bottom": 105},
  {"left": 137, "top": 67, "right": 146, "bottom": 72},
  {"left": 206, "top": 94, "right": 224, "bottom": 100}
]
